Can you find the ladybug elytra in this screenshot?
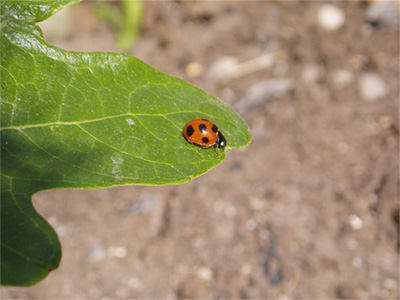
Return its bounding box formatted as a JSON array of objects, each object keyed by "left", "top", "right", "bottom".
[{"left": 183, "top": 119, "right": 227, "bottom": 155}]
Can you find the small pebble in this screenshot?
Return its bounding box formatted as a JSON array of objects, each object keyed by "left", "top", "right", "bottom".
[
  {"left": 365, "top": 0, "right": 399, "bottom": 28},
  {"left": 197, "top": 267, "right": 213, "bottom": 281},
  {"left": 332, "top": 69, "right": 354, "bottom": 88},
  {"left": 348, "top": 214, "right": 363, "bottom": 230},
  {"left": 186, "top": 62, "right": 204, "bottom": 78},
  {"left": 359, "top": 73, "right": 388, "bottom": 102},
  {"left": 107, "top": 246, "right": 127, "bottom": 258},
  {"left": 317, "top": 4, "right": 345, "bottom": 31}
]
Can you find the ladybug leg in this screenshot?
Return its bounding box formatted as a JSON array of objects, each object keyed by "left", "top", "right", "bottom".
[
  {"left": 198, "top": 147, "right": 202, "bottom": 152},
  {"left": 214, "top": 145, "right": 219, "bottom": 156}
]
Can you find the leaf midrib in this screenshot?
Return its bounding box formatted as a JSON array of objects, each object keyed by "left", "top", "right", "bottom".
[{"left": 0, "top": 111, "right": 200, "bottom": 131}]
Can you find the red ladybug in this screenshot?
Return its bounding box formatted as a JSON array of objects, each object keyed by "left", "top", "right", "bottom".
[{"left": 183, "top": 119, "right": 227, "bottom": 155}]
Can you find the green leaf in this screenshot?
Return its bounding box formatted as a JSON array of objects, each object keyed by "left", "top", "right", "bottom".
[
  {"left": 0, "top": 0, "right": 251, "bottom": 286},
  {"left": 1, "top": 0, "right": 81, "bottom": 22}
]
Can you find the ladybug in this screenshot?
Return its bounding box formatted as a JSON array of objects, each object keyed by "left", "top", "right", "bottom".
[{"left": 183, "top": 119, "right": 227, "bottom": 155}]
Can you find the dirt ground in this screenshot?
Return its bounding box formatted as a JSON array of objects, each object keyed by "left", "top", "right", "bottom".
[{"left": 2, "top": 1, "right": 399, "bottom": 299}]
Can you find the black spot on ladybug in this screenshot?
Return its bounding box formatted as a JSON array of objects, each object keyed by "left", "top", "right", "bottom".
[
  {"left": 199, "top": 123, "right": 207, "bottom": 134},
  {"left": 212, "top": 124, "right": 218, "bottom": 133},
  {"left": 186, "top": 125, "right": 194, "bottom": 137},
  {"left": 217, "top": 131, "right": 227, "bottom": 147},
  {"left": 202, "top": 119, "right": 209, "bottom": 121},
  {"left": 202, "top": 137, "right": 209, "bottom": 144}
]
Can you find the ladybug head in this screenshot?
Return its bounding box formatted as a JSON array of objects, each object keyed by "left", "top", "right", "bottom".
[{"left": 217, "top": 131, "right": 227, "bottom": 148}]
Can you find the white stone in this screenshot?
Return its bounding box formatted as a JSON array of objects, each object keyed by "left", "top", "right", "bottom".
[
  {"left": 197, "top": 267, "right": 213, "bottom": 281},
  {"left": 348, "top": 214, "right": 363, "bottom": 230},
  {"left": 359, "top": 73, "right": 388, "bottom": 102},
  {"left": 317, "top": 4, "right": 345, "bottom": 31}
]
